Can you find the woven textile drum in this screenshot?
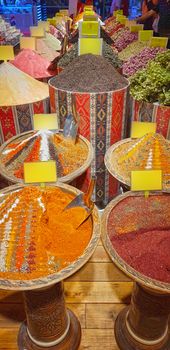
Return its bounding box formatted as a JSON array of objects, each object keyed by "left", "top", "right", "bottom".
[
  {"left": 0, "top": 63, "right": 50, "bottom": 145},
  {"left": 49, "top": 85, "right": 129, "bottom": 206},
  {"left": 129, "top": 97, "right": 170, "bottom": 139}
]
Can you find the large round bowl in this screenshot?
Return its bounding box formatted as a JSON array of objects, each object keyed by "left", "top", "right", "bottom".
[
  {"left": 105, "top": 137, "right": 170, "bottom": 191},
  {"left": 0, "top": 130, "right": 93, "bottom": 185},
  {"left": 102, "top": 191, "right": 170, "bottom": 350},
  {"left": 0, "top": 182, "right": 99, "bottom": 291},
  {"left": 0, "top": 182, "right": 100, "bottom": 350}
]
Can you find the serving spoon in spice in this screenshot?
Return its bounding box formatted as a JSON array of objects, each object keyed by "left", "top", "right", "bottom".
[{"left": 64, "top": 176, "right": 96, "bottom": 228}]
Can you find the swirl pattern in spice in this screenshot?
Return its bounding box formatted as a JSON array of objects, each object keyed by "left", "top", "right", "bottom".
[
  {"left": 0, "top": 186, "right": 92, "bottom": 280},
  {"left": 108, "top": 194, "right": 170, "bottom": 283}
]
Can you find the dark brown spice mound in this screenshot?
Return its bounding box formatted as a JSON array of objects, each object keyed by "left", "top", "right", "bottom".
[{"left": 49, "top": 54, "right": 128, "bottom": 92}]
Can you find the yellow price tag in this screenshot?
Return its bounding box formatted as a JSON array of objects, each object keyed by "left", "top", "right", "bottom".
[
  {"left": 79, "top": 38, "right": 103, "bottom": 55},
  {"left": 24, "top": 161, "right": 57, "bottom": 184},
  {"left": 131, "top": 121, "right": 156, "bottom": 138},
  {"left": 131, "top": 170, "right": 162, "bottom": 191},
  {"left": 38, "top": 21, "right": 50, "bottom": 31},
  {"left": 84, "top": 5, "right": 93, "bottom": 10},
  {"left": 119, "top": 17, "right": 126, "bottom": 25},
  {"left": 0, "top": 46, "right": 14, "bottom": 61},
  {"left": 138, "top": 30, "right": 153, "bottom": 41},
  {"left": 55, "top": 12, "right": 64, "bottom": 17},
  {"left": 150, "top": 36, "right": 168, "bottom": 48},
  {"left": 30, "top": 26, "right": 44, "bottom": 37},
  {"left": 20, "top": 37, "right": 36, "bottom": 50},
  {"left": 116, "top": 14, "right": 125, "bottom": 21},
  {"left": 130, "top": 24, "right": 143, "bottom": 32},
  {"left": 82, "top": 21, "right": 99, "bottom": 37},
  {"left": 33, "top": 114, "right": 58, "bottom": 130}
]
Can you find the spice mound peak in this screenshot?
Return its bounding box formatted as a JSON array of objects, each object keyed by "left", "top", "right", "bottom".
[
  {"left": 0, "top": 130, "right": 90, "bottom": 181},
  {"left": 107, "top": 133, "right": 170, "bottom": 190},
  {"left": 49, "top": 54, "right": 128, "bottom": 93}
]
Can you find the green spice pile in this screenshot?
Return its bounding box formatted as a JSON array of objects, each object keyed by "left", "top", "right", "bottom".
[
  {"left": 130, "top": 50, "right": 170, "bottom": 106},
  {"left": 58, "top": 42, "right": 122, "bottom": 69}
]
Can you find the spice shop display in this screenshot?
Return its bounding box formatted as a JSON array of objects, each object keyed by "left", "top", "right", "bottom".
[
  {"left": 49, "top": 54, "right": 129, "bottom": 205},
  {"left": 102, "top": 191, "right": 170, "bottom": 350},
  {"left": 56, "top": 42, "right": 122, "bottom": 70},
  {"left": 122, "top": 47, "right": 165, "bottom": 77},
  {"left": 0, "top": 16, "right": 20, "bottom": 46},
  {"left": 105, "top": 133, "right": 170, "bottom": 190},
  {"left": 129, "top": 51, "right": 170, "bottom": 139},
  {"left": 10, "top": 49, "right": 56, "bottom": 81},
  {"left": 0, "top": 183, "right": 100, "bottom": 350},
  {"left": 0, "top": 130, "right": 93, "bottom": 184},
  {"left": 0, "top": 63, "right": 49, "bottom": 145},
  {"left": 49, "top": 25, "right": 64, "bottom": 41}
]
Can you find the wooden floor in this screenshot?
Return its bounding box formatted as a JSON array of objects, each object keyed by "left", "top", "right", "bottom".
[{"left": 0, "top": 239, "right": 133, "bottom": 350}]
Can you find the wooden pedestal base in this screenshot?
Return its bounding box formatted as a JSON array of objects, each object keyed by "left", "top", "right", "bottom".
[
  {"left": 115, "top": 284, "right": 170, "bottom": 350},
  {"left": 17, "top": 283, "right": 81, "bottom": 350}
]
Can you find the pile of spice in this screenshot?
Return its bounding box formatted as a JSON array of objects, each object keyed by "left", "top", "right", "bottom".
[
  {"left": 36, "top": 38, "right": 60, "bottom": 61},
  {"left": 10, "top": 49, "right": 55, "bottom": 79},
  {"left": 0, "top": 62, "right": 49, "bottom": 106},
  {"left": 0, "top": 130, "right": 89, "bottom": 181},
  {"left": 108, "top": 194, "right": 170, "bottom": 283},
  {"left": 107, "top": 133, "right": 170, "bottom": 190},
  {"left": 0, "top": 186, "right": 92, "bottom": 280},
  {"left": 118, "top": 41, "right": 149, "bottom": 61},
  {"left": 58, "top": 42, "right": 122, "bottom": 69},
  {"left": 130, "top": 50, "right": 170, "bottom": 105},
  {"left": 50, "top": 54, "right": 128, "bottom": 92},
  {"left": 122, "top": 47, "right": 165, "bottom": 77},
  {"left": 113, "top": 29, "right": 138, "bottom": 52}
]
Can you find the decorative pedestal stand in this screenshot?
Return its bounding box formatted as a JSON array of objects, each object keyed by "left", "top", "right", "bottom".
[
  {"left": 18, "top": 283, "right": 81, "bottom": 350},
  {"left": 0, "top": 183, "right": 100, "bottom": 350},
  {"left": 102, "top": 191, "right": 170, "bottom": 350},
  {"left": 115, "top": 284, "right": 170, "bottom": 350}
]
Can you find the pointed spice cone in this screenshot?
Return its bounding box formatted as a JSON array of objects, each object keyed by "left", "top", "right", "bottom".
[
  {"left": 10, "top": 48, "right": 55, "bottom": 79},
  {"left": 0, "top": 62, "right": 49, "bottom": 106}
]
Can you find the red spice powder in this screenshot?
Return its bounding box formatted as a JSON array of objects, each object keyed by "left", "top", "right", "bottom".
[{"left": 108, "top": 195, "right": 170, "bottom": 283}]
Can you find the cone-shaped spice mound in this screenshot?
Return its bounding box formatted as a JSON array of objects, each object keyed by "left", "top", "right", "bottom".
[
  {"left": 10, "top": 48, "right": 55, "bottom": 79},
  {"left": 0, "top": 130, "right": 90, "bottom": 182},
  {"left": 0, "top": 62, "right": 49, "bottom": 106},
  {"left": 49, "top": 54, "right": 128, "bottom": 92},
  {"left": 106, "top": 133, "right": 170, "bottom": 189},
  {"left": 0, "top": 186, "right": 92, "bottom": 280}
]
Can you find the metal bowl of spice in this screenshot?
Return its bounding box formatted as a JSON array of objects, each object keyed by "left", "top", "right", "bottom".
[
  {"left": 0, "top": 182, "right": 100, "bottom": 290},
  {"left": 105, "top": 133, "right": 170, "bottom": 191},
  {"left": 101, "top": 191, "right": 170, "bottom": 293},
  {"left": 0, "top": 129, "right": 94, "bottom": 185}
]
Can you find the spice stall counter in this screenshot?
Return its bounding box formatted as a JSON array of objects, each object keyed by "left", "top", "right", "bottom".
[
  {"left": 0, "top": 183, "right": 100, "bottom": 349},
  {"left": 102, "top": 191, "right": 170, "bottom": 350}
]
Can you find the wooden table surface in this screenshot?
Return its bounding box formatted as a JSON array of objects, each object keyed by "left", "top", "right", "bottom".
[{"left": 0, "top": 240, "right": 133, "bottom": 350}]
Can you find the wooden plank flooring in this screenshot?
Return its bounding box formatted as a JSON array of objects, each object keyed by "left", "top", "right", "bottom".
[{"left": 0, "top": 242, "right": 133, "bottom": 349}]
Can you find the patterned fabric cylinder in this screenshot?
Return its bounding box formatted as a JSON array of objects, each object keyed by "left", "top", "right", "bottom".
[
  {"left": 129, "top": 97, "right": 170, "bottom": 139},
  {"left": 49, "top": 85, "right": 129, "bottom": 206},
  {"left": 0, "top": 98, "right": 50, "bottom": 145}
]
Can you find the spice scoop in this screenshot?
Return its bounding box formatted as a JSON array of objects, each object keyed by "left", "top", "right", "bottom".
[{"left": 64, "top": 176, "right": 96, "bottom": 228}]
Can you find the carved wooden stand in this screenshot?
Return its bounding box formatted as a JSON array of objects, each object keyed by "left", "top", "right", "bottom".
[
  {"left": 115, "top": 283, "right": 170, "bottom": 350},
  {"left": 18, "top": 282, "right": 81, "bottom": 350}
]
